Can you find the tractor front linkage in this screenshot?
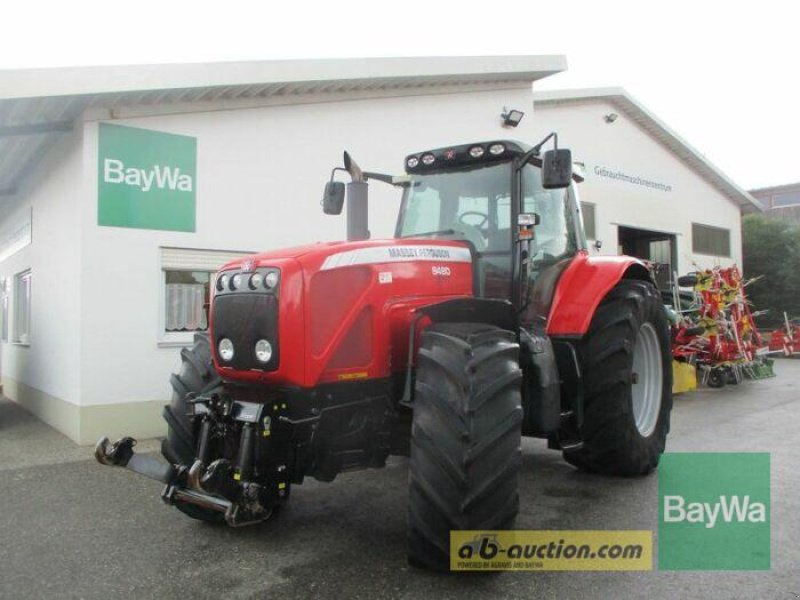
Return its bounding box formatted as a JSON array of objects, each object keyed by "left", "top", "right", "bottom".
[{"left": 95, "top": 392, "right": 289, "bottom": 526}]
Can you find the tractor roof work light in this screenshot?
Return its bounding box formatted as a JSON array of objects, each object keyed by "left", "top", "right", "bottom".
[
  {"left": 403, "top": 140, "right": 527, "bottom": 173},
  {"left": 501, "top": 108, "right": 525, "bottom": 128}
]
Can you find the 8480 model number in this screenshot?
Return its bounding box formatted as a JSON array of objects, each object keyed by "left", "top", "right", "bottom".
[{"left": 431, "top": 266, "right": 451, "bottom": 277}]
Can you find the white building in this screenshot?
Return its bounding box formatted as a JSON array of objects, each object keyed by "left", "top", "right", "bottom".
[{"left": 0, "top": 58, "right": 760, "bottom": 444}]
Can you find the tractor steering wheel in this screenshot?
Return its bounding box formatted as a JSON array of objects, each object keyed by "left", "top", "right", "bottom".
[{"left": 458, "top": 211, "right": 488, "bottom": 228}]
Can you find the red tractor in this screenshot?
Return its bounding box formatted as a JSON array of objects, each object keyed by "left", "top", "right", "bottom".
[{"left": 96, "top": 136, "right": 672, "bottom": 570}]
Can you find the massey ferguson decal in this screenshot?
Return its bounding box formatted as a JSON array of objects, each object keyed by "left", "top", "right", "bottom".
[
  {"left": 388, "top": 247, "right": 452, "bottom": 259},
  {"left": 320, "top": 245, "right": 471, "bottom": 271}
]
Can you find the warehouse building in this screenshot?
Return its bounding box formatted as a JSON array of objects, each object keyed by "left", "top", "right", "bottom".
[
  {"left": 0, "top": 58, "right": 760, "bottom": 443},
  {"left": 749, "top": 182, "right": 800, "bottom": 224}
]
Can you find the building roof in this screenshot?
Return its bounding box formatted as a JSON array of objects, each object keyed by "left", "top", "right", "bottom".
[
  {"left": 0, "top": 55, "right": 566, "bottom": 196},
  {"left": 533, "top": 87, "right": 763, "bottom": 213},
  {"left": 749, "top": 181, "right": 800, "bottom": 195}
]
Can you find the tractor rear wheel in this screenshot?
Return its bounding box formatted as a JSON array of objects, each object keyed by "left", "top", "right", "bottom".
[
  {"left": 407, "top": 323, "right": 523, "bottom": 571},
  {"left": 563, "top": 280, "right": 672, "bottom": 476},
  {"left": 161, "top": 333, "right": 225, "bottom": 522}
]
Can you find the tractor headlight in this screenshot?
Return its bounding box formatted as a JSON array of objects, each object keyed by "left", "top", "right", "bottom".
[
  {"left": 218, "top": 338, "right": 234, "bottom": 362},
  {"left": 255, "top": 339, "right": 273, "bottom": 363},
  {"left": 217, "top": 273, "right": 229, "bottom": 291},
  {"left": 421, "top": 153, "right": 435, "bottom": 166},
  {"left": 264, "top": 271, "right": 279, "bottom": 289},
  {"left": 230, "top": 274, "right": 243, "bottom": 290},
  {"left": 469, "top": 146, "right": 485, "bottom": 158},
  {"left": 406, "top": 156, "right": 419, "bottom": 169},
  {"left": 489, "top": 143, "right": 506, "bottom": 156},
  {"left": 249, "top": 273, "right": 263, "bottom": 290}
]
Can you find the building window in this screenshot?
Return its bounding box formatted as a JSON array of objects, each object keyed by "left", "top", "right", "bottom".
[
  {"left": 14, "top": 270, "right": 31, "bottom": 344},
  {"left": 772, "top": 191, "right": 800, "bottom": 208},
  {"left": 692, "top": 223, "right": 731, "bottom": 257},
  {"left": 160, "top": 247, "right": 252, "bottom": 345},
  {"left": 165, "top": 270, "right": 212, "bottom": 332},
  {"left": 1, "top": 278, "right": 8, "bottom": 342},
  {"left": 581, "top": 202, "right": 597, "bottom": 240}
]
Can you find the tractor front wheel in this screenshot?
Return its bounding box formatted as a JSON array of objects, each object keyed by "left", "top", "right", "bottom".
[
  {"left": 162, "top": 333, "right": 225, "bottom": 523},
  {"left": 563, "top": 280, "right": 673, "bottom": 476},
  {"left": 407, "top": 323, "right": 523, "bottom": 571}
]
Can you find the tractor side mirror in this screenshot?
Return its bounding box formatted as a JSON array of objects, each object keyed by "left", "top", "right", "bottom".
[
  {"left": 542, "top": 148, "right": 573, "bottom": 189},
  {"left": 322, "top": 181, "right": 345, "bottom": 215}
]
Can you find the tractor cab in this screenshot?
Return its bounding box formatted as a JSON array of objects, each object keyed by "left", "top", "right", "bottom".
[
  {"left": 397, "top": 140, "right": 587, "bottom": 309},
  {"left": 323, "top": 137, "right": 588, "bottom": 325}
]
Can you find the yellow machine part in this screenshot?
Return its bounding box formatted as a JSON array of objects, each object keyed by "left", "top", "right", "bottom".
[{"left": 672, "top": 361, "right": 697, "bottom": 395}]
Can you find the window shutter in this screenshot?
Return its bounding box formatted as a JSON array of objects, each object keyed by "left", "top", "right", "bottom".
[{"left": 160, "top": 247, "right": 253, "bottom": 271}]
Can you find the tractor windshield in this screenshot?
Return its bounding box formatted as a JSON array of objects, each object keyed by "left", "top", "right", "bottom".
[{"left": 396, "top": 162, "right": 579, "bottom": 297}]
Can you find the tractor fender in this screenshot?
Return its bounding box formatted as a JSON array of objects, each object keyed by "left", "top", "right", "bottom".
[
  {"left": 399, "top": 297, "right": 516, "bottom": 406},
  {"left": 546, "top": 252, "right": 652, "bottom": 337},
  {"left": 417, "top": 297, "right": 516, "bottom": 331}
]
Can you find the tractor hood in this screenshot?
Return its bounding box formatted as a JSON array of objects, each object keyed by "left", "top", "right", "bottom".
[
  {"left": 227, "top": 241, "right": 354, "bottom": 263},
  {"left": 219, "top": 239, "right": 474, "bottom": 273},
  {"left": 212, "top": 238, "right": 475, "bottom": 388}
]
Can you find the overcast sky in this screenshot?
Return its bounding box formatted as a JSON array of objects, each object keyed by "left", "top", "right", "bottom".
[{"left": 2, "top": 1, "right": 796, "bottom": 189}]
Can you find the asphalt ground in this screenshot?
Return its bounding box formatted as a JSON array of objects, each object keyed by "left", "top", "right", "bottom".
[{"left": 1, "top": 362, "right": 799, "bottom": 599}]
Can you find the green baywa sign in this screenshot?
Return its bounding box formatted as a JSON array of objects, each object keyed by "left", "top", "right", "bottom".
[
  {"left": 658, "top": 452, "right": 770, "bottom": 570},
  {"left": 98, "top": 123, "right": 197, "bottom": 232}
]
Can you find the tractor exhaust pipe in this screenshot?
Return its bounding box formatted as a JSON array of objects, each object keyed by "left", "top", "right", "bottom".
[
  {"left": 322, "top": 151, "right": 380, "bottom": 241},
  {"left": 346, "top": 181, "right": 369, "bottom": 241},
  {"left": 344, "top": 151, "right": 369, "bottom": 241}
]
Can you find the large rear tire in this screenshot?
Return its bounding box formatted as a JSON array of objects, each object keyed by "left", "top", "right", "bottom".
[
  {"left": 162, "top": 333, "right": 225, "bottom": 522},
  {"left": 407, "top": 323, "right": 523, "bottom": 571},
  {"left": 563, "top": 280, "right": 672, "bottom": 476}
]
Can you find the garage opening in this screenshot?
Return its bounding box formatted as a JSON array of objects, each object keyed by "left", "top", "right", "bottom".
[{"left": 617, "top": 226, "right": 677, "bottom": 290}]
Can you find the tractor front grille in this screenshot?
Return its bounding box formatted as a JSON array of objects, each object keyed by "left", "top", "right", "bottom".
[{"left": 212, "top": 293, "right": 279, "bottom": 372}]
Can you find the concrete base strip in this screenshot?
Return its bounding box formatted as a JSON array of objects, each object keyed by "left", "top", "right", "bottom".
[{"left": 2, "top": 377, "right": 166, "bottom": 445}]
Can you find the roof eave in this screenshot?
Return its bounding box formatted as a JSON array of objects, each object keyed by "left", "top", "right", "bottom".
[
  {"left": 534, "top": 87, "right": 764, "bottom": 213},
  {"left": 1, "top": 55, "right": 567, "bottom": 101}
]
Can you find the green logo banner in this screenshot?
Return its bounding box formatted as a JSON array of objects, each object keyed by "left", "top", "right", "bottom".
[
  {"left": 98, "top": 123, "right": 196, "bottom": 232},
  {"left": 658, "top": 452, "right": 770, "bottom": 570}
]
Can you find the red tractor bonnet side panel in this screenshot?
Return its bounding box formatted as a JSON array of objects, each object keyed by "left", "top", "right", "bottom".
[
  {"left": 300, "top": 240, "right": 474, "bottom": 386},
  {"left": 546, "top": 251, "right": 650, "bottom": 337}
]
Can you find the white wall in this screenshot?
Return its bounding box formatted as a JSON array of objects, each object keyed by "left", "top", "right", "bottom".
[
  {"left": 78, "top": 87, "right": 538, "bottom": 407},
  {"left": 531, "top": 100, "right": 742, "bottom": 276},
  {"left": 0, "top": 129, "right": 84, "bottom": 404}
]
